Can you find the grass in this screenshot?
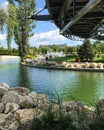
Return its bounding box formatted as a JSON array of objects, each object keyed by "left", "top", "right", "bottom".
[
  {"left": 49, "top": 55, "right": 104, "bottom": 63},
  {"left": 50, "top": 56, "right": 77, "bottom": 63},
  {"left": 30, "top": 94, "right": 104, "bottom": 130}
]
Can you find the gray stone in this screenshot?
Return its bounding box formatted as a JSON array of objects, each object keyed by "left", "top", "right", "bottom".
[
  {"left": 0, "top": 82, "right": 9, "bottom": 89},
  {"left": 29, "top": 92, "right": 38, "bottom": 106},
  {"left": 19, "top": 96, "right": 35, "bottom": 108},
  {"left": 5, "top": 120, "right": 19, "bottom": 130},
  {"left": 15, "top": 109, "right": 36, "bottom": 129},
  {"left": 10, "top": 87, "right": 30, "bottom": 96},
  {"left": 37, "top": 94, "right": 50, "bottom": 110},
  {"left": 4, "top": 103, "right": 20, "bottom": 114},
  {"left": 0, "top": 113, "right": 13, "bottom": 128},
  {"left": 1, "top": 91, "right": 20, "bottom": 104},
  {"left": 63, "top": 101, "right": 84, "bottom": 112},
  {"left": 0, "top": 103, "right": 5, "bottom": 113},
  {"left": 0, "top": 86, "right": 8, "bottom": 97}
]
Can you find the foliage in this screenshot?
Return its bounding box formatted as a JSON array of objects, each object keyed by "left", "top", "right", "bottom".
[
  {"left": 6, "top": 3, "right": 17, "bottom": 50},
  {"left": 53, "top": 45, "right": 60, "bottom": 52},
  {"left": 0, "top": 8, "right": 6, "bottom": 32},
  {"left": 12, "top": 0, "right": 36, "bottom": 58},
  {"left": 93, "top": 40, "right": 104, "bottom": 54},
  {"left": 78, "top": 40, "right": 95, "bottom": 61},
  {"left": 0, "top": 48, "right": 19, "bottom": 55},
  {"left": 0, "top": 0, "right": 36, "bottom": 58}
]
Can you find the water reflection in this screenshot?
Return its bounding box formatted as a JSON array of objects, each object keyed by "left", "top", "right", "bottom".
[{"left": 17, "top": 65, "right": 32, "bottom": 90}]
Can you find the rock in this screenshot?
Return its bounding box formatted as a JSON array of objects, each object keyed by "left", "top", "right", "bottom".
[
  {"left": 19, "top": 96, "right": 35, "bottom": 108},
  {"left": 89, "top": 63, "right": 97, "bottom": 68},
  {"left": 4, "top": 103, "right": 20, "bottom": 114},
  {"left": 0, "top": 82, "right": 9, "bottom": 89},
  {"left": 85, "top": 62, "right": 90, "bottom": 68},
  {"left": 0, "top": 113, "right": 13, "bottom": 128},
  {"left": 0, "top": 103, "right": 5, "bottom": 113},
  {"left": 10, "top": 87, "right": 30, "bottom": 96},
  {"left": 0, "top": 114, "right": 8, "bottom": 127},
  {"left": 0, "top": 86, "right": 8, "bottom": 97},
  {"left": 15, "top": 109, "right": 36, "bottom": 129},
  {"left": 64, "top": 63, "right": 70, "bottom": 68},
  {"left": 29, "top": 92, "right": 38, "bottom": 106},
  {"left": 97, "top": 98, "right": 104, "bottom": 108},
  {"left": 1, "top": 91, "right": 20, "bottom": 104},
  {"left": 74, "top": 63, "right": 81, "bottom": 68},
  {"left": 6, "top": 120, "right": 19, "bottom": 130},
  {"left": 97, "top": 63, "right": 103, "bottom": 69},
  {"left": 37, "top": 94, "right": 50, "bottom": 110},
  {"left": 63, "top": 101, "right": 84, "bottom": 112}
]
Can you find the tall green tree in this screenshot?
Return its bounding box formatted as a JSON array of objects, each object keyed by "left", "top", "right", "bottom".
[
  {"left": 7, "top": 3, "right": 17, "bottom": 50},
  {"left": 0, "top": 8, "right": 6, "bottom": 32},
  {"left": 0, "top": 2, "right": 17, "bottom": 50},
  {"left": 78, "top": 40, "right": 95, "bottom": 61},
  {"left": 13, "top": 0, "right": 36, "bottom": 59}
]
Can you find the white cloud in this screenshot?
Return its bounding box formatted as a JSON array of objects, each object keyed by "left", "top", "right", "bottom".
[
  {"left": 29, "top": 29, "right": 68, "bottom": 47},
  {"left": 0, "top": 34, "right": 6, "bottom": 40},
  {"left": 1, "top": 2, "right": 8, "bottom": 10}
]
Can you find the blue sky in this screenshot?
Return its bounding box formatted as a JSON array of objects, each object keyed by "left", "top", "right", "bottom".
[{"left": 0, "top": 0, "right": 83, "bottom": 48}]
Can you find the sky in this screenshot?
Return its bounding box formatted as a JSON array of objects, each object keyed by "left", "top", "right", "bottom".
[{"left": 0, "top": 0, "right": 83, "bottom": 48}]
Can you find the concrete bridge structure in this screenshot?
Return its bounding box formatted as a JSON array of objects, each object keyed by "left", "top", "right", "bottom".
[{"left": 30, "top": 0, "right": 104, "bottom": 40}]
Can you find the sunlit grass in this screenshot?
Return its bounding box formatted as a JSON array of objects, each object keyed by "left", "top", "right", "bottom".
[
  {"left": 50, "top": 56, "right": 77, "bottom": 62},
  {"left": 50, "top": 56, "right": 104, "bottom": 63}
]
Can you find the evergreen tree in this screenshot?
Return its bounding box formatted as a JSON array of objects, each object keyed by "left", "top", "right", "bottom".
[{"left": 78, "top": 40, "right": 95, "bottom": 61}]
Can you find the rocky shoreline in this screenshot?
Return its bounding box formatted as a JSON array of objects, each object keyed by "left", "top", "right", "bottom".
[
  {"left": 23, "top": 59, "right": 104, "bottom": 72},
  {"left": 0, "top": 82, "right": 104, "bottom": 130}
]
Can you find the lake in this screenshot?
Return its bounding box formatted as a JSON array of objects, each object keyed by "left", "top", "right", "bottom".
[{"left": 0, "top": 57, "right": 104, "bottom": 105}]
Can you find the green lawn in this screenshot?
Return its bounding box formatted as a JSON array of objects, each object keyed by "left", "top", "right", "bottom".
[
  {"left": 50, "top": 56, "right": 77, "bottom": 62},
  {"left": 50, "top": 56, "right": 104, "bottom": 63}
]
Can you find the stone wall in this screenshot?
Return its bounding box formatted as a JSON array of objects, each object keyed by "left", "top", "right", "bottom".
[{"left": 0, "top": 83, "right": 104, "bottom": 130}]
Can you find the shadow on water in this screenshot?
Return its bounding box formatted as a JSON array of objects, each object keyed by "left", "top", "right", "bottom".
[{"left": 17, "top": 65, "right": 32, "bottom": 91}]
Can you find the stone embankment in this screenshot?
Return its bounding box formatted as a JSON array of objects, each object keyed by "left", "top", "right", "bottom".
[
  {"left": 24, "top": 59, "right": 104, "bottom": 71},
  {"left": 0, "top": 83, "right": 104, "bottom": 130}
]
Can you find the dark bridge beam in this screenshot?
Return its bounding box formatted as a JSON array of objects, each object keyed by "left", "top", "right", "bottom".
[
  {"left": 60, "top": 0, "right": 102, "bottom": 34},
  {"left": 28, "top": 15, "right": 52, "bottom": 21}
]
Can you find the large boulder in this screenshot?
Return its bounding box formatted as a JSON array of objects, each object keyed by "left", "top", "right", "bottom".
[
  {"left": 0, "top": 82, "right": 9, "bottom": 89},
  {"left": 4, "top": 103, "right": 20, "bottom": 114},
  {"left": 37, "top": 94, "right": 50, "bottom": 110},
  {"left": 0, "top": 103, "right": 5, "bottom": 113},
  {"left": 0, "top": 113, "right": 14, "bottom": 128},
  {"left": 10, "top": 87, "right": 30, "bottom": 96},
  {"left": 0, "top": 86, "right": 9, "bottom": 97},
  {"left": 1, "top": 91, "right": 20, "bottom": 104},
  {"left": 14, "top": 109, "right": 36, "bottom": 130},
  {"left": 19, "top": 96, "right": 35, "bottom": 109},
  {"left": 97, "top": 63, "right": 104, "bottom": 69}
]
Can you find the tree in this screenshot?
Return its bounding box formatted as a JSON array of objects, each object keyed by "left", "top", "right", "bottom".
[
  {"left": 93, "top": 40, "right": 104, "bottom": 54},
  {"left": 13, "top": 0, "right": 36, "bottom": 59},
  {"left": 53, "top": 45, "right": 60, "bottom": 52},
  {"left": 78, "top": 40, "right": 95, "bottom": 61},
  {"left": 0, "top": 8, "right": 6, "bottom": 32},
  {"left": 7, "top": 3, "right": 17, "bottom": 50}
]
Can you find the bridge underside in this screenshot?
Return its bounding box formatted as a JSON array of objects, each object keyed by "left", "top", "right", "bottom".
[
  {"left": 30, "top": 0, "right": 104, "bottom": 40},
  {"left": 45, "top": 0, "right": 104, "bottom": 40}
]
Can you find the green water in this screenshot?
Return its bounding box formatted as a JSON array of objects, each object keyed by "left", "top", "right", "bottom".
[{"left": 0, "top": 59, "right": 104, "bottom": 104}]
